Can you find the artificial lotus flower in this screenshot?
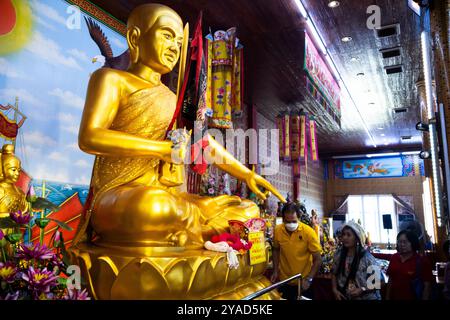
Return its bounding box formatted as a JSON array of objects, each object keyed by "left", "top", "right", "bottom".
[
  {"left": 63, "top": 288, "right": 90, "bottom": 300},
  {"left": 0, "top": 262, "right": 17, "bottom": 283},
  {"left": 26, "top": 185, "right": 36, "bottom": 200},
  {"left": 0, "top": 291, "right": 20, "bottom": 300},
  {"left": 16, "top": 243, "right": 55, "bottom": 261},
  {"left": 22, "top": 266, "right": 58, "bottom": 298},
  {"left": 9, "top": 210, "right": 31, "bottom": 225},
  {"left": 52, "top": 230, "right": 62, "bottom": 249}
]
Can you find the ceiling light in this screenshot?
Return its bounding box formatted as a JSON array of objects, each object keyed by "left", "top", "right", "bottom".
[
  {"left": 378, "top": 127, "right": 384, "bottom": 130},
  {"left": 306, "top": 19, "right": 327, "bottom": 54},
  {"left": 328, "top": 1, "right": 340, "bottom": 8},
  {"left": 350, "top": 57, "right": 359, "bottom": 62},
  {"left": 380, "top": 133, "right": 385, "bottom": 136},
  {"left": 341, "top": 36, "right": 352, "bottom": 42}
]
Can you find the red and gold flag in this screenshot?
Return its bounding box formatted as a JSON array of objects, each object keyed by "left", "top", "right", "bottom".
[{"left": 0, "top": 111, "right": 19, "bottom": 139}]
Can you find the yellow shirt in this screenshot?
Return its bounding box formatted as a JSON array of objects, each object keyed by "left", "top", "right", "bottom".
[{"left": 273, "top": 222, "right": 322, "bottom": 283}]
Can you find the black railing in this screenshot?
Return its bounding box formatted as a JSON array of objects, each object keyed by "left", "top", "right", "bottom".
[{"left": 241, "top": 273, "right": 302, "bottom": 300}]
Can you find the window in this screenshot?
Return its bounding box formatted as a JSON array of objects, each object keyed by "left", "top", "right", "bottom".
[{"left": 347, "top": 195, "right": 397, "bottom": 244}]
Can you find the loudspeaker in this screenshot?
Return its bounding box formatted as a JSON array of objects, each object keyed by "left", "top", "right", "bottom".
[{"left": 382, "top": 214, "right": 392, "bottom": 230}]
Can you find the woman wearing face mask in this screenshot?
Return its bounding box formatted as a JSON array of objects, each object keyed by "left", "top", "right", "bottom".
[
  {"left": 386, "top": 230, "right": 433, "bottom": 300},
  {"left": 331, "top": 221, "right": 382, "bottom": 300},
  {"left": 271, "top": 203, "right": 322, "bottom": 300}
]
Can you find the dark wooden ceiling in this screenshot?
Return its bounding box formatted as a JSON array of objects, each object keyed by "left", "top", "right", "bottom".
[{"left": 89, "top": 0, "right": 424, "bottom": 157}]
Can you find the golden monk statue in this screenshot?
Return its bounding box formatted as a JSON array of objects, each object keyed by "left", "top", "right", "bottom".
[
  {"left": 0, "top": 144, "right": 28, "bottom": 217},
  {"left": 70, "top": 3, "right": 284, "bottom": 299}
]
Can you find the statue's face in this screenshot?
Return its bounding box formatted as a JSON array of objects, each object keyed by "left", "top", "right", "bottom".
[
  {"left": 3, "top": 158, "right": 21, "bottom": 183},
  {"left": 139, "top": 14, "right": 183, "bottom": 74}
]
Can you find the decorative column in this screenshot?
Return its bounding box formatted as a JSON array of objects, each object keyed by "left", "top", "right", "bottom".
[
  {"left": 416, "top": 80, "right": 433, "bottom": 177},
  {"left": 429, "top": 0, "right": 450, "bottom": 251}
]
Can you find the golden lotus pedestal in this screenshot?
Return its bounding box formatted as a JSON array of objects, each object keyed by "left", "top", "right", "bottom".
[{"left": 69, "top": 243, "right": 280, "bottom": 300}]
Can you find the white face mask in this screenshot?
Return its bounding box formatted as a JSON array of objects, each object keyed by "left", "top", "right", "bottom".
[{"left": 285, "top": 222, "right": 298, "bottom": 232}]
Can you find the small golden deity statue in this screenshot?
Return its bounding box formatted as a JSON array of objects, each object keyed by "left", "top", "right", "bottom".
[
  {"left": 0, "top": 144, "right": 28, "bottom": 218},
  {"left": 70, "top": 3, "right": 284, "bottom": 299}
]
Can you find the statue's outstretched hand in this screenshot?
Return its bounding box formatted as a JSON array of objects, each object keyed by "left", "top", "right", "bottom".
[
  {"left": 163, "top": 128, "right": 191, "bottom": 164},
  {"left": 245, "top": 170, "right": 286, "bottom": 203}
]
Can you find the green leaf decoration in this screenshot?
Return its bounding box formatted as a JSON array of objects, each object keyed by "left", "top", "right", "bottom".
[
  {"left": 0, "top": 217, "right": 18, "bottom": 228},
  {"left": 57, "top": 277, "right": 67, "bottom": 286},
  {"left": 0, "top": 238, "right": 7, "bottom": 248},
  {"left": 46, "top": 218, "right": 73, "bottom": 231},
  {"left": 32, "top": 197, "right": 59, "bottom": 211},
  {"left": 27, "top": 195, "right": 37, "bottom": 203},
  {"left": 5, "top": 233, "right": 22, "bottom": 244},
  {"left": 35, "top": 218, "right": 50, "bottom": 228}
]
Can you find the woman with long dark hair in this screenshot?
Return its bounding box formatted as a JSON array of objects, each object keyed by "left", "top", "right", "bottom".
[
  {"left": 386, "top": 230, "right": 433, "bottom": 300},
  {"left": 331, "top": 221, "right": 382, "bottom": 300}
]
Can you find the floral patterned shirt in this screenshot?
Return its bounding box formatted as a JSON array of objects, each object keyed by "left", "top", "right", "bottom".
[{"left": 332, "top": 250, "right": 382, "bottom": 300}]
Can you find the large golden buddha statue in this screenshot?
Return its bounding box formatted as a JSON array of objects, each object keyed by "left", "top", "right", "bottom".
[
  {"left": 70, "top": 3, "right": 284, "bottom": 299},
  {"left": 0, "top": 144, "right": 28, "bottom": 217}
]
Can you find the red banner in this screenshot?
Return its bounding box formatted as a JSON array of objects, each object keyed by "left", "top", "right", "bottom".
[
  {"left": 276, "top": 116, "right": 284, "bottom": 159},
  {"left": 299, "top": 114, "right": 307, "bottom": 160},
  {"left": 290, "top": 113, "right": 300, "bottom": 159},
  {"left": 0, "top": 112, "right": 18, "bottom": 139}
]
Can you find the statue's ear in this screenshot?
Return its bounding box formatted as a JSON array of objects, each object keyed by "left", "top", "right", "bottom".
[{"left": 127, "top": 26, "right": 141, "bottom": 64}]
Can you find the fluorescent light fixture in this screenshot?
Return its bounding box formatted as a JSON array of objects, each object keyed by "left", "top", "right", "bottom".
[
  {"left": 325, "top": 54, "right": 340, "bottom": 80},
  {"left": 366, "top": 152, "right": 400, "bottom": 158},
  {"left": 401, "top": 151, "right": 420, "bottom": 155},
  {"left": 331, "top": 154, "right": 367, "bottom": 159},
  {"left": 306, "top": 18, "right": 327, "bottom": 54},
  {"left": 331, "top": 152, "right": 400, "bottom": 159},
  {"left": 408, "top": 0, "right": 421, "bottom": 16},
  {"left": 293, "top": 0, "right": 308, "bottom": 18}
]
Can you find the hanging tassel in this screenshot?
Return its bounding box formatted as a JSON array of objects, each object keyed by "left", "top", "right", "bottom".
[
  {"left": 276, "top": 114, "right": 285, "bottom": 160},
  {"left": 309, "top": 116, "right": 319, "bottom": 162},
  {"left": 283, "top": 113, "right": 290, "bottom": 161},
  {"left": 299, "top": 112, "right": 307, "bottom": 165}
]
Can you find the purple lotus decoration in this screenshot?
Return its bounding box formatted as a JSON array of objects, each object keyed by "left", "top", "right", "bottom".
[
  {"left": 16, "top": 243, "right": 55, "bottom": 261},
  {"left": 63, "top": 288, "right": 91, "bottom": 300},
  {"left": 22, "top": 267, "right": 58, "bottom": 298},
  {"left": 9, "top": 210, "right": 31, "bottom": 225},
  {"left": 0, "top": 262, "right": 17, "bottom": 283}
]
